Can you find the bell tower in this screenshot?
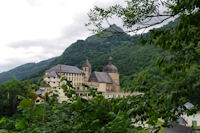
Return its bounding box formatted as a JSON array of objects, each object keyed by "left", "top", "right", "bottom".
[{"left": 83, "top": 59, "right": 91, "bottom": 82}]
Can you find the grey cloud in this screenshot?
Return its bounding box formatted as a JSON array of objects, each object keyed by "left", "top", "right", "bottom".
[
  {"left": 4, "top": 14, "right": 91, "bottom": 72},
  {"left": 0, "top": 58, "right": 27, "bottom": 73},
  {"left": 0, "top": 50, "right": 56, "bottom": 73},
  {"left": 9, "top": 13, "right": 90, "bottom": 50},
  {"left": 61, "top": 24, "right": 88, "bottom": 40},
  {"left": 8, "top": 39, "right": 67, "bottom": 50},
  {"left": 7, "top": 38, "right": 67, "bottom": 65},
  {"left": 60, "top": 14, "right": 91, "bottom": 40}
]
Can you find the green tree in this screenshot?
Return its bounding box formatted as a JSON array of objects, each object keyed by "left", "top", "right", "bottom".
[
  {"left": 87, "top": 0, "right": 200, "bottom": 127},
  {"left": 1, "top": 79, "right": 137, "bottom": 132},
  {"left": 0, "top": 79, "right": 32, "bottom": 117}
]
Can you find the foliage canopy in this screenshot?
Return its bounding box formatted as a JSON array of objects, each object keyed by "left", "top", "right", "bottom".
[{"left": 86, "top": 0, "right": 200, "bottom": 128}]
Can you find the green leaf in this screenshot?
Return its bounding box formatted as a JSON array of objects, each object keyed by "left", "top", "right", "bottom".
[
  {"left": 127, "top": 108, "right": 135, "bottom": 116},
  {"left": 15, "top": 119, "right": 26, "bottom": 130},
  {"left": 0, "top": 117, "right": 6, "bottom": 124},
  {"left": 19, "top": 99, "right": 33, "bottom": 108},
  {"left": 0, "top": 129, "right": 8, "bottom": 133}
]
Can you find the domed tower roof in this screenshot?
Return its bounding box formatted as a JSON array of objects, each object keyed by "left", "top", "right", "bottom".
[
  {"left": 103, "top": 56, "right": 118, "bottom": 73},
  {"left": 83, "top": 59, "right": 91, "bottom": 67}
]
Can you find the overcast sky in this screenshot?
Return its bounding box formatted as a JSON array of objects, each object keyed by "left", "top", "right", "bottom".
[{"left": 0, "top": 0, "right": 127, "bottom": 73}]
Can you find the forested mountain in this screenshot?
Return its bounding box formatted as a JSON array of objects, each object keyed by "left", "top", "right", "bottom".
[
  {"left": 27, "top": 23, "right": 175, "bottom": 86},
  {"left": 0, "top": 21, "right": 177, "bottom": 86},
  {"left": 0, "top": 57, "right": 56, "bottom": 83}
]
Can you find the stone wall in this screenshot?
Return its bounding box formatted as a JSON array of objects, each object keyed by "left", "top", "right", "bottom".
[
  {"left": 103, "top": 92, "right": 143, "bottom": 98},
  {"left": 108, "top": 73, "right": 119, "bottom": 85}
]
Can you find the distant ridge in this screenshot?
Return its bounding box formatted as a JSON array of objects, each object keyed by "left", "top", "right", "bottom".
[{"left": 0, "top": 57, "right": 56, "bottom": 83}]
